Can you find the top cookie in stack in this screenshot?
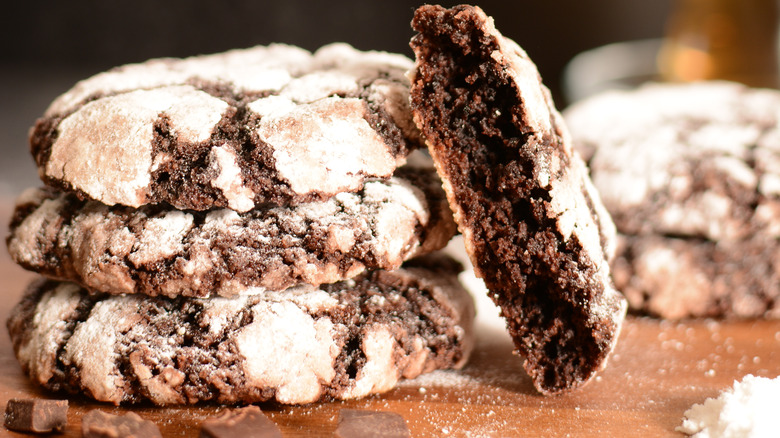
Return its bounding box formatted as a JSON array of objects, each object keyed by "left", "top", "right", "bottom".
[
  {"left": 30, "top": 43, "right": 421, "bottom": 212},
  {"left": 5, "top": 43, "right": 476, "bottom": 406}
]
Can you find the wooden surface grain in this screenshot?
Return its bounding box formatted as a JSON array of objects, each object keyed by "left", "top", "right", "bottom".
[{"left": 1, "top": 198, "right": 779, "bottom": 437}]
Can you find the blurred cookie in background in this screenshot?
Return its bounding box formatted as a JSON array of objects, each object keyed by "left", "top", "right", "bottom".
[{"left": 565, "top": 81, "right": 780, "bottom": 319}]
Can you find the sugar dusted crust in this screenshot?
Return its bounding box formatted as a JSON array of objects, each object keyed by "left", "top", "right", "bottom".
[
  {"left": 409, "top": 5, "right": 626, "bottom": 394},
  {"left": 30, "top": 43, "right": 422, "bottom": 211},
  {"left": 565, "top": 81, "right": 780, "bottom": 240},
  {"left": 7, "top": 162, "right": 455, "bottom": 298},
  {"left": 613, "top": 234, "right": 780, "bottom": 319},
  {"left": 6, "top": 257, "right": 475, "bottom": 406},
  {"left": 565, "top": 81, "right": 780, "bottom": 319}
]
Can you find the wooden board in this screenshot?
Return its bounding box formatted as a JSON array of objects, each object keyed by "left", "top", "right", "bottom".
[{"left": 1, "top": 199, "right": 779, "bottom": 437}]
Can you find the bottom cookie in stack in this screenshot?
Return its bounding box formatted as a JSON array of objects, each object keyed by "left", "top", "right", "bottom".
[{"left": 7, "top": 255, "right": 475, "bottom": 405}]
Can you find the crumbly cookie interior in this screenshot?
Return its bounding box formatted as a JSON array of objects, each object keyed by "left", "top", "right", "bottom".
[{"left": 410, "top": 5, "right": 625, "bottom": 394}]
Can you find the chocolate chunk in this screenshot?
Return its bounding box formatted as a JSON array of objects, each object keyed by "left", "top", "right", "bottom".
[
  {"left": 335, "top": 409, "right": 410, "bottom": 438},
  {"left": 81, "top": 410, "right": 161, "bottom": 438},
  {"left": 199, "top": 406, "right": 281, "bottom": 438},
  {"left": 3, "top": 398, "right": 68, "bottom": 433}
]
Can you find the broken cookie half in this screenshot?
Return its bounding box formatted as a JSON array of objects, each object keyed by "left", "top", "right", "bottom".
[{"left": 409, "top": 4, "right": 627, "bottom": 394}]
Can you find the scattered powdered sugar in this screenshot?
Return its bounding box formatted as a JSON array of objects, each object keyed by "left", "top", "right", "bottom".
[
  {"left": 677, "top": 374, "right": 780, "bottom": 437},
  {"left": 398, "top": 369, "right": 477, "bottom": 388}
]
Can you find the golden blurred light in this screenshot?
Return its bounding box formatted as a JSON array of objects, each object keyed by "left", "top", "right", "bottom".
[{"left": 658, "top": 0, "right": 779, "bottom": 88}]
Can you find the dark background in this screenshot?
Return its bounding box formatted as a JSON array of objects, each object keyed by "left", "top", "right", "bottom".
[{"left": 0, "top": 0, "right": 673, "bottom": 196}]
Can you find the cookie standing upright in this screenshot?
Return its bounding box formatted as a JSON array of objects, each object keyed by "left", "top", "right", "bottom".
[
  {"left": 30, "top": 43, "right": 422, "bottom": 212},
  {"left": 409, "top": 4, "right": 627, "bottom": 394},
  {"left": 565, "top": 81, "right": 780, "bottom": 319}
]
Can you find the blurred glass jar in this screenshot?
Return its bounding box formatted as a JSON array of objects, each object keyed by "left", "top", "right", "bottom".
[
  {"left": 564, "top": 0, "right": 779, "bottom": 103},
  {"left": 658, "top": 0, "right": 779, "bottom": 88}
]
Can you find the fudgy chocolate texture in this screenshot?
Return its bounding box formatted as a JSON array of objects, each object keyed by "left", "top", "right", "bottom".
[
  {"left": 409, "top": 5, "right": 626, "bottom": 395},
  {"left": 565, "top": 82, "right": 780, "bottom": 319},
  {"left": 30, "top": 43, "right": 422, "bottom": 212},
  {"left": 81, "top": 410, "right": 162, "bottom": 438},
  {"left": 613, "top": 234, "right": 780, "bottom": 319},
  {"left": 3, "top": 398, "right": 68, "bottom": 433},
  {"left": 7, "top": 162, "right": 456, "bottom": 298},
  {"left": 6, "top": 257, "right": 475, "bottom": 405},
  {"left": 199, "top": 406, "right": 281, "bottom": 438},
  {"left": 335, "top": 409, "right": 410, "bottom": 438}
]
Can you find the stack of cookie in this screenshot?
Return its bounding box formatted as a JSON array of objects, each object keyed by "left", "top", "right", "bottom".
[{"left": 5, "top": 43, "right": 475, "bottom": 405}]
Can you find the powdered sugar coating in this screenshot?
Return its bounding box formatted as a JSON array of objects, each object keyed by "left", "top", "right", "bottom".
[
  {"left": 339, "top": 327, "right": 399, "bottom": 399},
  {"left": 44, "top": 45, "right": 310, "bottom": 116},
  {"left": 236, "top": 298, "right": 338, "bottom": 404},
  {"left": 565, "top": 81, "right": 780, "bottom": 241},
  {"left": 253, "top": 96, "right": 397, "bottom": 197},
  {"left": 208, "top": 144, "right": 256, "bottom": 212},
  {"left": 46, "top": 86, "right": 229, "bottom": 208},
  {"left": 32, "top": 43, "right": 422, "bottom": 211},
  {"left": 6, "top": 259, "right": 475, "bottom": 405},
  {"left": 8, "top": 164, "right": 456, "bottom": 297},
  {"left": 613, "top": 234, "right": 780, "bottom": 319},
  {"left": 565, "top": 82, "right": 780, "bottom": 319},
  {"left": 62, "top": 295, "right": 140, "bottom": 402},
  {"left": 15, "top": 283, "right": 81, "bottom": 385}
]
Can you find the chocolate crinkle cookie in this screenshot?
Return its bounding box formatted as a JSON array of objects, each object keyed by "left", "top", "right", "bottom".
[
  {"left": 7, "top": 161, "right": 455, "bottom": 298},
  {"left": 30, "top": 43, "right": 422, "bottom": 212},
  {"left": 409, "top": 4, "right": 627, "bottom": 395},
  {"left": 6, "top": 256, "right": 475, "bottom": 406},
  {"left": 565, "top": 81, "right": 780, "bottom": 319}
]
